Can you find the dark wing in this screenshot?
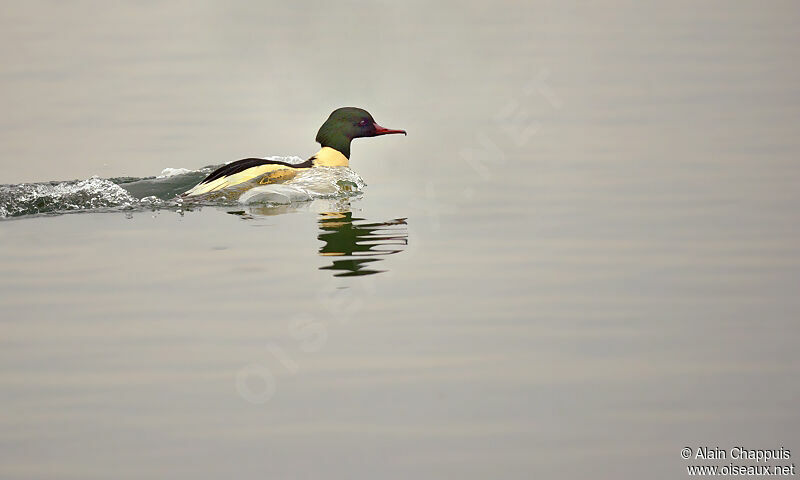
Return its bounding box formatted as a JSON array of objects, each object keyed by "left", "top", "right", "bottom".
[{"left": 199, "top": 157, "right": 314, "bottom": 185}]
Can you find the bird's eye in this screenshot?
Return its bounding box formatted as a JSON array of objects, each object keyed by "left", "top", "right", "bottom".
[{"left": 358, "top": 120, "right": 367, "bottom": 126}]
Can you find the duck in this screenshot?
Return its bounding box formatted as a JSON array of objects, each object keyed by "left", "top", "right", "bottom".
[{"left": 182, "top": 107, "right": 406, "bottom": 197}]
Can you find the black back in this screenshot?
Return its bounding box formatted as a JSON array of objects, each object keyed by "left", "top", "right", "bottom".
[{"left": 199, "top": 157, "right": 314, "bottom": 185}]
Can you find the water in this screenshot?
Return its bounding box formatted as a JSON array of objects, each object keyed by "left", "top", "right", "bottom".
[{"left": 1, "top": 1, "right": 799, "bottom": 479}]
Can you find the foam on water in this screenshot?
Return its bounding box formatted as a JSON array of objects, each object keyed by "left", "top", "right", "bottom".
[
  {"left": 157, "top": 168, "right": 194, "bottom": 178},
  {"left": 237, "top": 185, "right": 313, "bottom": 204},
  {"left": 286, "top": 166, "right": 365, "bottom": 195},
  {"left": 0, "top": 177, "right": 136, "bottom": 218},
  {"left": 237, "top": 167, "right": 366, "bottom": 205}
]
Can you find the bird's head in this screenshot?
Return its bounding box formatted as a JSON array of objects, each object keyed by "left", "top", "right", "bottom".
[{"left": 315, "top": 107, "right": 406, "bottom": 158}]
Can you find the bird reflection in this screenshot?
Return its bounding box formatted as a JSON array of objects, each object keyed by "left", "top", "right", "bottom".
[
  {"left": 318, "top": 212, "right": 407, "bottom": 277},
  {"left": 228, "top": 199, "right": 408, "bottom": 278}
]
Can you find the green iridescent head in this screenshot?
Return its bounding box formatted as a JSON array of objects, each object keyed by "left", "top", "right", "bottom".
[{"left": 315, "top": 107, "right": 406, "bottom": 158}]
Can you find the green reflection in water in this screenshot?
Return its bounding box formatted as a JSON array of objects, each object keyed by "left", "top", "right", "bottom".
[
  {"left": 228, "top": 201, "right": 408, "bottom": 278},
  {"left": 317, "top": 212, "right": 408, "bottom": 277}
]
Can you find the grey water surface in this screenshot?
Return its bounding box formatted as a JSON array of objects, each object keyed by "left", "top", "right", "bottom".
[{"left": 1, "top": 1, "right": 799, "bottom": 479}]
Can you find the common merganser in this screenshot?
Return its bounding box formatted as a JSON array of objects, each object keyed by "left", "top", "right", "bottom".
[{"left": 182, "top": 107, "right": 406, "bottom": 197}]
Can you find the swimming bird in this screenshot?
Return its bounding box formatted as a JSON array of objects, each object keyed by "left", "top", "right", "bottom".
[{"left": 182, "top": 107, "right": 406, "bottom": 197}]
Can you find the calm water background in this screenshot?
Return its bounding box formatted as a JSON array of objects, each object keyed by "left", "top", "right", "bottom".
[{"left": 1, "top": 1, "right": 800, "bottom": 478}]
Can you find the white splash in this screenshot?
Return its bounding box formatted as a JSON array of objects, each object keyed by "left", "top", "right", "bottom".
[
  {"left": 157, "top": 167, "right": 194, "bottom": 178},
  {"left": 0, "top": 176, "right": 136, "bottom": 218},
  {"left": 237, "top": 166, "right": 366, "bottom": 205},
  {"left": 238, "top": 184, "right": 313, "bottom": 204}
]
